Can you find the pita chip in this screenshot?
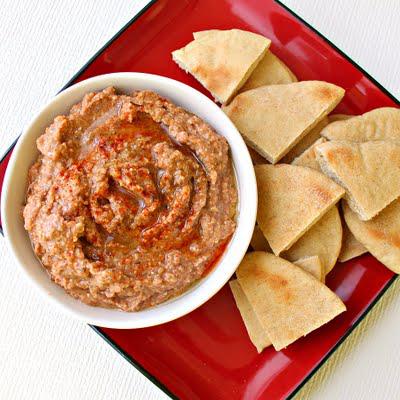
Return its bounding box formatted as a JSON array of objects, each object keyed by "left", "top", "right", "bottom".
[
  {"left": 294, "top": 255, "right": 324, "bottom": 281},
  {"left": 287, "top": 141, "right": 342, "bottom": 273},
  {"left": 172, "top": 29, "right": 270, "bottom": 103},
  {"left": 236, "top": 252, "right": 346, "bottom": 351},
  {"left": 281, "top": 118, "right": 328, "bottom": 164},
  {"left": 250, "top": 224, "right": 271, "bottom": 251},
  {"left": 255, "top": 164, "right": 344, "bottom": 255},
  {"left": 239, "top": 50, "right": 297, "bottom": 92},
  {"left": 229, "top": 280, "right": 271, "bottom": 353},
  {"left": 317, "top": 141, "right": 400, "bottom": 220},
  {"left": 328, "top": 113, "right": 352, "bottom": 123},
  {"left": 338, "top": 218, "right": 367, "bottom": 262},
  {"left": 223, "top": 81, "right": 345, "bottom": 163},
  {"left": 194, "top": 29, "right": 296, "bottom": 91},
  {"left": 283, "top": 207, "right": 342, "bottom": 275},
  {"left": 322, "top": 107, "right": 400, "bottom": 143},
  {"left": 193, "top": 30, "right": 222, "bottom": 40},
  {"left": 292, "top": 137, "right": 327, "bottom": 171},
  {"left": 343, "top": 200, "right": 400, "bottom": 273},
  {"left": 248, "top": 147, "right": 269, "bottom": 165}
]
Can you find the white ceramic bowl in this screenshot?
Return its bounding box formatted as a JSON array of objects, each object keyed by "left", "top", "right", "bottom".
[{"left": 1, "top": 72, "right": 257, "bottom": 328}]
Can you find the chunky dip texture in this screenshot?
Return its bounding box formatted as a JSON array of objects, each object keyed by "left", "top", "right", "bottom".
[{"left": 23, "top": 87, "right": 237, "bottom": 311}]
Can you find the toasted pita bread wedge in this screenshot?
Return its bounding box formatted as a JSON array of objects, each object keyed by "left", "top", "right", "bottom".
[
  {"left": 223, "top": 81, "right": 344, "bottom": 163},
  {"left": 322, "top": 108, "right": 400, "bottom": 143},
  {"left": 248, "top": 147, "right": 269, "bottom": 165},
  {"left": 194, "top": 30, "right": 295, "bottom": 91},
  {"left": 281, "top": 118, "right": 328, "bottom": 164},
  {"left": 250, "top": 224, "right": 271, "bottom": 251},
  {"left": 294, "top": 255, "right": 324, "bottom": 281},
  {"left": 192, "top": 30, "right": 219, "bottom": 39},
  {"left": 288, "top": 141, "right": 342, "bottom": 273},
  {"left": 292, "top": 137, "right": 327, "bottom": 171},
  {"left": 343, "top": 201, "right": 400, "bottom": 273},
  {"left": 292, "top": 139, "right": 364, "bottom": 263},
  {"left": 239, "top": 50, "right": 297, "bottom": 92},
  {"left": 316, "top": 141, "right": 400, "bottom": 220},
  {"left": 338, "top": 219, "right": 367, "bottom": 262},
  {"left": 236, "top": 252, "right": 346, "bottom": 351},
  {"left": 255, "top": 164, "right": 344, "bottom": 255},
  {"left": 229, "top": 280, "right": 271, "bottom": 353},
  {"left": 192, "top": 30, "right": 222, "bottom": 40},
  {"left": 172, "top": 29, "right": 270, "bottom": 103},
  {"left": 283, "top": 207, "right": 342, "bottom": 275},
  {"left": 328, "top": 114, "right": 352, "bottom": 123}
]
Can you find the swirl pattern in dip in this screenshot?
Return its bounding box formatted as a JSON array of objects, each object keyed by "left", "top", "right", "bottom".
[{"left": 23, "top": 88, "right": 237, "bottom": 311}]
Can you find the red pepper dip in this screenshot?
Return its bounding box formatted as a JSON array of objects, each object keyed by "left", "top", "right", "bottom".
[{"left": 23, "top": 88, "right": 237, "bottom": 311}]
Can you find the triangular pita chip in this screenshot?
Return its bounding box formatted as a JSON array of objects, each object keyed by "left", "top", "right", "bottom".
[
  {"left": 294, "top": 255, "right": 324, "bottom": 281},
  {"left": 239, "top": 50, "right": 297, "bottom": 92},
  {"left": 292, "top": 137, "right": 327, "bottom": 171},
  {"left": 193, "top": 30, "right": 222, "bottom": 40},
  {"left": 229, "top": 280, "right": 271, "bottom": 353},
  {"left": 322, "top": 107, "right": 400, "bottom": 142},
  {"left": 317, "top": 141, "right": 400, "bottom": 220},
  {"left": 194, "top": 30, "right": 295, "bottom": 91},
  {"left": 250, "top": 224, "right": 271, "bottom": 251},
  {"left": 255, "top": 164, "right": 344, "bottom": 255},
  {"left": 223, "top": 81, "right": 345, "bottom": 163},
  {"left": 172, "top": 29, "right": 270, "bottom": 103},
  {"left": 248, "top": 146, "right": 269, "bottom": 165},
  {"left": 328, "top": 113, "right": 352, "bottom": 123},
  {"left": 338, "top": 217, "right": 367, "bottom": 262},
  {"left": 282, "top": 207, "right": 342, "bottom": 275},
  {"left": 288, "top": 141, "right": 342, "bottom": 273},
  {"left": 343, "top": 201, "right": 400, "bottom": 273},
  {"left": 281, "top": 117, "right": 328, "bottom": 164},
  {"left": 236, "top": 252, "right": 346, "bottom": 351}
]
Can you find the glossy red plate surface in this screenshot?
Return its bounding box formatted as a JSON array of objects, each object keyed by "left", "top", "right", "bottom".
[{"left": 0, "top": 1, "right": 399, "bottom": 399}]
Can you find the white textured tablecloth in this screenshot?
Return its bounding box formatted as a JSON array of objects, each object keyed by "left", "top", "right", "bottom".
[{"left": 1, "top": 1, "right": 399, "bottom": 399}]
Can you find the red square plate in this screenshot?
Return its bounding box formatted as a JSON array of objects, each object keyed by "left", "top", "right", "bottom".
[{"left": 0, "top": 1, "right": 399, "bottom": 398}]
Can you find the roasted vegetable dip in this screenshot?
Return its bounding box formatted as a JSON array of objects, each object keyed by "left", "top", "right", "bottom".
[{"left": 23, "top": 88, "right": 237, "bottom": 311}]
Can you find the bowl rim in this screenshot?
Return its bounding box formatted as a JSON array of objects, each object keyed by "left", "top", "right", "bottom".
[{"left": 1, "top": 72, "right": 257, "bottom": 328}]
